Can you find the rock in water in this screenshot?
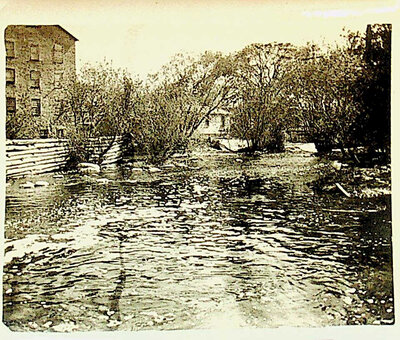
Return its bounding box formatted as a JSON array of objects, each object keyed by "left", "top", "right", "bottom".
[
  {"left": 35, "top": 181, "right": 49, "bottom": 187},
  {"left": 96, "top": 178, "right": 110, "bottom": 184},
  {"left": 162, "top": 163, "right": 175, "bottom": 169},
  {"left": 77, "top": 162, "right": 100, "bottom": 173},
  {"left": 343, "top": 296, "right": 352, "bottom": 305},
  {"left": 298, "top": 143, "right": 318, "bottom": 153},
  {"left": 149, "top": 167, "right": 162, "bottom": 173},
  {"left": 20, "top": 181, "right": 35, "bottom": 189},
  {"left": 332, "top": 161, "right": 342, "bottom": 171}
]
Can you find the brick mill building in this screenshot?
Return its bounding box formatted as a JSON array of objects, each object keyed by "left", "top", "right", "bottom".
[{"left": 5, "top": 25, "right": 78, "bottom": 138}]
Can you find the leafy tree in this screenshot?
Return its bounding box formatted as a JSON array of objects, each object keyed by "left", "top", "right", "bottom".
[{"left": 229, "top": 43, "right": 297, "bottom": 152}]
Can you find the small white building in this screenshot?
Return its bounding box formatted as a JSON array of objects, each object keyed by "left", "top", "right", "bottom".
[{"left": 197, "top": 109, "right": 231, "bottom": 137}]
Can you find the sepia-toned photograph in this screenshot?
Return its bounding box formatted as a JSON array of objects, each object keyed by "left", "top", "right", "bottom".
[{"left": 1, "top": 0, "right": 397, "bottom": 337}]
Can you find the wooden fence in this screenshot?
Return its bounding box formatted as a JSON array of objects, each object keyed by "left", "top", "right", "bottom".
[{"left": 6, "top": 137, "right": 122, "bottom": 179}]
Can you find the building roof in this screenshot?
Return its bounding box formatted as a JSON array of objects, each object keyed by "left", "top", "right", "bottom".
[{"left": 8, "top": 25, "right": 79, "bottom": 41}]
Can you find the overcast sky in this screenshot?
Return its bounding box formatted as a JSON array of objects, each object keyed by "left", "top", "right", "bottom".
[{"left": 1, "top": 0, "right": 398, "bottom": 79}]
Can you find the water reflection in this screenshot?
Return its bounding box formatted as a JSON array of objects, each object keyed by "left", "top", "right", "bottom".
[{"left": 3, "top": 152, "right": 393, "bottom": 331}]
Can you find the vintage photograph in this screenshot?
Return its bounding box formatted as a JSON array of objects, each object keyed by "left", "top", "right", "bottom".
[{"left": 1, "top": 0, "right": 396, "bottom": 335}]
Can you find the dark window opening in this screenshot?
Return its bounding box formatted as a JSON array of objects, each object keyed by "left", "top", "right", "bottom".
[
  {"left": 53, "top": 43, "right": 63, "bottom": 64},
  {"left": 39, "top": 129, "right": 49, "bottom": 138},
  {"left": 56, "top": 128, "right": 65, "bottom": 138},
  {"left": 30, "top": 45, "right": 39, "bottom": 61},
  {"left": 31, "top": 98, "right": 41, "bottom": 116},
  {"left": 55, "top": 99, "right": 67, "bottom": 120},
  {"left": 205, "top": 118, "right": 210, "bottom": 128},
  {"left": 54, "top": 71, "right": 63, "bottom": 88},
  {"left": 221, "top": 115, "right": 226, "bottom": 128},
  {"left": 30, "top": 70, "right": 40, "bottom": 88},
  {"left": 6, "top": 41, "right": 15, "bottom": 58},
  {"left": 6, "top": 68, "right": 15, "bottom": 84},
  {"left": 6, "top": 97, "right": 16, "bottom": 113}
]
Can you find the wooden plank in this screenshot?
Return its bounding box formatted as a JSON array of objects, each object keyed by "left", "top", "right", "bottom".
[
  {"left": 6, "top": 156, "right": 69, "bottom": 171},
  {"left": 335, "top": 183, "right": 351, "bottom": 198},
  {"left": 6, "top": 147, "right": 69, "bottom": 160},
  {"left": 6, "top": 138, "right": 68, "bottom": 145},
  {"left": 6, "top": 151, "right": 69, "bottom": 166},
  {"left": 6, "top": 136, "right": 123, "bottom": 178},
  {"left": 6, "top": 142, "right": 69, "bottom": 152},
  {"left": 7, "top": 161, "right": 68, "bottom": 177}
]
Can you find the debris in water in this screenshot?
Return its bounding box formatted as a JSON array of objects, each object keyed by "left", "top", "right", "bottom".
[
  {"left": 35, "top": 180, "right": 49, "bottom": 187},
  {"left": 43, "top": 321, "right": 53, "bottom": 328},
  {"left": 149, "top": 167, "right": 162, "bottom": 173},
  {"left": 336, "top": 183, "right": 351, "bottom": 197},
  {"left": 53, "top": 321, "right": 77, "bottom": 332},
  {"left": 28, "top": 321, "right": 38, "bottom": 329},
  {"left": 107, "top": 320, "right": 122, "bottom": 327},
  {"left": 20, "top": 181, "right": 35, "bottom": 189}
]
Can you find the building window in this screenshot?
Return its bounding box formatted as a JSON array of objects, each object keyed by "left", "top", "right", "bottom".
[
  {"left": 221, "top": 115, "right": 226, "bottom": 128},
  {"left": 56, "top": 128, "right": 65, "bottom": 138},
  {"left": 204, "top": 118, "right": 210, "bottom": 128},
  {"left": 30, "top": 44, "right": 39, "bottom": 61},
  {"left": 6, "top": 68, "right": 15, "bottom": 84},
  {"left": 6, "top": 97, "right": 16, "bottom": 113},
  {"left": 53, "top": 43, "right": 63, "bottom": 63},
  {"left": 54, "top": 71, "right": 63, "bottom": 88},
  {"left": 30, "top": 70, "right": 40, "bottom": 88},
  {"left": 39, "top": 129, "right": 49, "bottom": 138},
  {"left": 31, "top": 98, "right": 41, "bottom": 116},
  {"left": 5, "top": 41, "right": 15, "bottom": 58}
]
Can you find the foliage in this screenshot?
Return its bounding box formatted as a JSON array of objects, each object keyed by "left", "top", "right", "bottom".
[
  {"left": 229, "top": 43, "right": 297, "bottom": 152},
  {"left": 58, "top": 61, "right": 140, "bottom": 164},
  {"left": 289, "top": 43, "right": 366, "bottom": 155},
  {"left": 290, "top": 24, "right": 391, "bottom": 163},
  {"left": 127, "top": 84, "right": 190, "bottom": 164},
  {"left": 127, "top": 52, "right": 235, "bottom": 164},
  {"left": 358, "top": 24, "right": 391, "bottom": 159},
  {"left": 25, "top": 24, "right": 390, "bottom": 167}
]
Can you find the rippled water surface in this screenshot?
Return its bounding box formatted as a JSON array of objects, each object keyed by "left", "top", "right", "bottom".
[{"left": 3, "top": 151, "right": 393, "bottom": 331}]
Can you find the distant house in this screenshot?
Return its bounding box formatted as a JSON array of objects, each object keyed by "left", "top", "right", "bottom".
[
  {"left": 197, "top": 109, "right": 231, "bottom": 138},
  {"left": 5, "top": 25, "right": 78, "bottom": 138}
]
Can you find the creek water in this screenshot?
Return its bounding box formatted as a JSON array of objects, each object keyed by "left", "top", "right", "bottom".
[{"left": 3, "top": 151, "right": 393, "bottom": 331}]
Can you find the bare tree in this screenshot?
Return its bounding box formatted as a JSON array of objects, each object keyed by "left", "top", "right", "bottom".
[
  {"left": 6, "top": 93, "right": 41, "bottom": 139},
  {"left": 289, "top": 43, "right": 366, "bottom": 156},
  {"left": 58, "top": 61, "right": 139, "bottom": 164},
  {"left": 129, "top": 52, "right": 235, "bottom": 163},
  {"left": 229, "top": 43, "right": 297, "bottom": 152}
]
